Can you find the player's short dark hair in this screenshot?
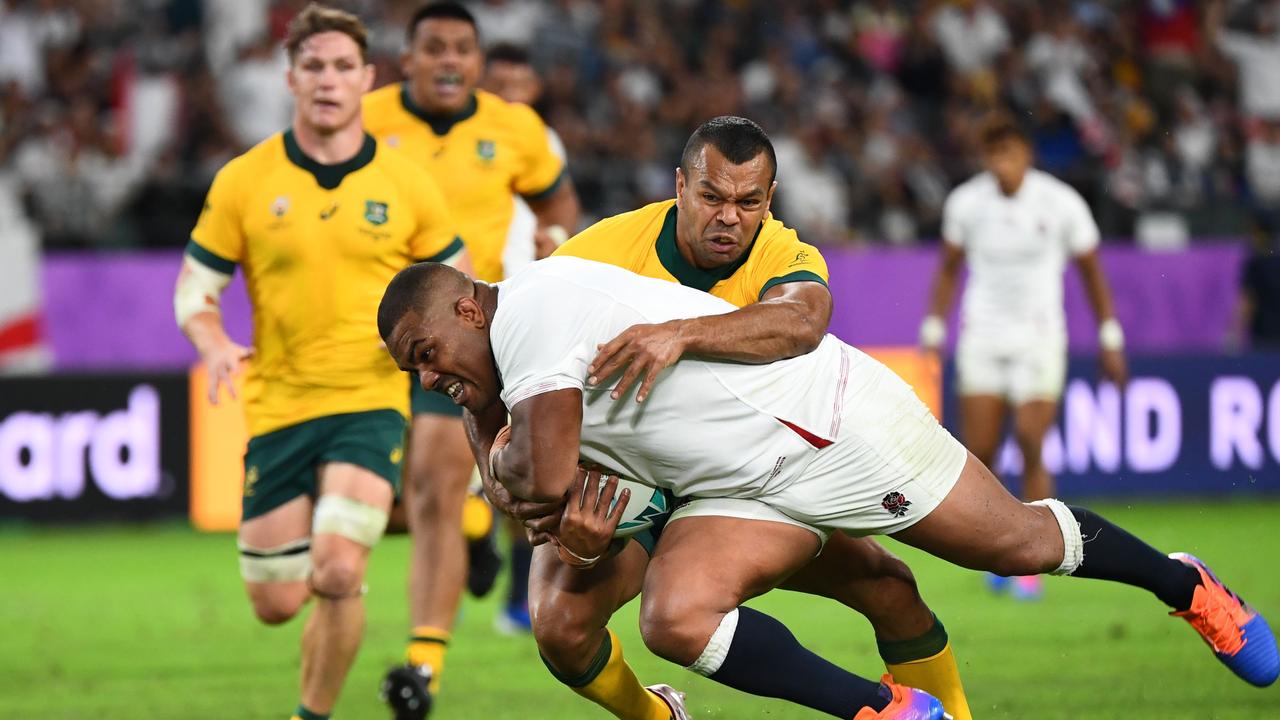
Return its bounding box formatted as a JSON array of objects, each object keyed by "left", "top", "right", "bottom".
[
  {"left": 284, "top": 2, "right": 369, "bottom": 64},
  {"left": 377, "top": 263, "right": 469, "bottom": 341},
  {"left": 407, "top": 1, "right": 478, "bottom": 43},
  {"left": 979, "top": 113, "right": 1029, "bottom": 149},
  {"left": 486, "top": 42, "right": 531, "bottom": 66},
  {"left": 681, "top": 116, "right": 777, "bottom": 184}
]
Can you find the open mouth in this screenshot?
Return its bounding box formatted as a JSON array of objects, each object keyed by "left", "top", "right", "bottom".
[
  {"left": 433, "top": 72, "right": 463, "bottom": 95},
  {"left": 443, "top": 380, "right": 464, "bottom": 404}
]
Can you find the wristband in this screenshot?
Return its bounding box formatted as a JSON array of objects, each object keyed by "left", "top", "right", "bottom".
[
  {"left": 919, "top": 315, "right": 946, "bottom": 348},
  {"left": 1098, "top": 318, "right": 1125, "bottom": 351},
  {"left": 557, "top": 542, "right": 602, "bottom": 569}
]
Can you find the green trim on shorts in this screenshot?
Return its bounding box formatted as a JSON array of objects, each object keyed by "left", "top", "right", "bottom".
[
  {"left": 242, "top": 409, "right": 406, "bottom": 521},
  {"left": 411, "top": 381, "right": 465, "bottom": 417}
]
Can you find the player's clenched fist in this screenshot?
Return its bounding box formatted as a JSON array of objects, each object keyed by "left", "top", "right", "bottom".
[{"left": 586, "top": 321, "right": 688, "bottom": 403}]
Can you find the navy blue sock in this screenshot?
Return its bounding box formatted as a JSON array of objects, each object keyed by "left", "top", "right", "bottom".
[
  {"left": 706, "top": 606, "right": 889, "bottom": 718},
  {"left": 507, "top": 538, "right": 532, "bottom": 609},
  {"left": 1068, "top": 506, "right": 1202, "bottom": 610}
]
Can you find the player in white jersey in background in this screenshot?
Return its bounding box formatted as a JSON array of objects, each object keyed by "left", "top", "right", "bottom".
[
  {"left": 378, "top": 257, "right": 1278, "bottom": 718},
  {"left": 920, "top": 114, "right": 1128, "bottom": 600}
]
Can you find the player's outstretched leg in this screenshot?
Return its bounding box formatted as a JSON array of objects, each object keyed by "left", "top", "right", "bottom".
[
  {"left": 641, "top": 516, "right": 947, "bottom": 718},
  {"left": 893, "top": 453, "right": 1279, "bottom": 688}
]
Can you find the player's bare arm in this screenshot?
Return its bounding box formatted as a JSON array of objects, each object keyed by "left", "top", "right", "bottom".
[
  {"left": 489, "top": 388, "right": 583, "bottom": 503},
  {"left": 529, "top": 178, "right": 581, "bottom": 259},
  {"left": 174, "top": 257, "right": 251, "bottom": 403},
  {"left": 588, "top": 280, "right": 832, "bottom": 402},
  {"left": 1074, "top": 249, "right": 1128, "bottom": 386},
  {"left": 463, "top": 404, "right": 563, "bottom": 541},
  {"left": 920, "top": 242, "right": 965, "bottom": 353}
]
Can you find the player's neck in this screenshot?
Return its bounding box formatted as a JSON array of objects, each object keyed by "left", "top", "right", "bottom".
[
  {"left": 475, "top": 281, "right": 499, "bottom": 326},
  {"left": 996, "top": 173, "right": 1026, "bottom": 197},
  {"left": 290, "top": 117, "right": 367, "bottom": 165}
]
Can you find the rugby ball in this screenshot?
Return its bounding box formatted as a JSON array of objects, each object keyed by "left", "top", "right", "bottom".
[{"left": 589, "top": 474, "right": 674, "bottom": 538}]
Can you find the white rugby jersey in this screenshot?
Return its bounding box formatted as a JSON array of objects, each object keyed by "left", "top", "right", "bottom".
[
  {"left": 942, "top": 168, "right": 1099, "bottom": 349},
  {"left": 492, "top": 256, "right": 867, "bottom": 500}
]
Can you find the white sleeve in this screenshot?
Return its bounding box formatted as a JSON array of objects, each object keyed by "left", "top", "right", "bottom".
[
  {"left": 493, "top": 281, "right": 604, "bottom": 409},
  {"left": 1060, "top": 185, "right": 1101, "bottom": 255},
  {"left": 941, "top": 186, "right": 968, "bottom": 247}
]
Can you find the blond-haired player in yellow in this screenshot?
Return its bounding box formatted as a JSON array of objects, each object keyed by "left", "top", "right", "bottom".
[
  {"left": 173, "top": 6, "right": 464, "bottom": 720},
  {"left": 475, "top": 116, "right": 974, "bottom": 720},
  {"left": 362, "top": 3, "right": 579, "bottom": 715}
]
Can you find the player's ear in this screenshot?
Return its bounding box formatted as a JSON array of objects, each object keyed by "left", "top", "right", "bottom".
[
  {"left": 674, "top": 167, "right": 685, "bottom": 209},
  {"left": 455, "top": 296, "right": 484, "bottom": 328},
  {"left": 764, "top": 180, "right": 777, "bottom": 210},
  {"left": 399, "top": 49, "right": 413, "bottom": 79},
  {"left": 361, "top": 62, "right": 375, "bottom": 93},
  {"left": 285, "top": 65, "right": 296, "bottom": 94}
]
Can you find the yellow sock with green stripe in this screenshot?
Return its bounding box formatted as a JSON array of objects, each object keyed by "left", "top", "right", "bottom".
[
  {"left": 290, "top": 704, "right": 329, "bottom": 720},
  {"left": 407, "top": 625, "right": 450, "bottom": 693},
  {"left": 878, "top": 615, "right": 972, "bottom": 720},
  {"left": 542, "top": 628, "right": 670, "bottom": 720}
]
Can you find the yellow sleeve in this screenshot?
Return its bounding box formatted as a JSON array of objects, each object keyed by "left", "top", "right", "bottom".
[
  {"left": 187, "top": 163, "right": 244, "bottom": 273},
  {"left": 405, "top": 166, "right": 464, "bottom": 263},
  {"left": 751, "top": 224, "right": 830, "bottom": 300},
  {"left": 509, "top": 104, "right": 566, "bottom": 201}
]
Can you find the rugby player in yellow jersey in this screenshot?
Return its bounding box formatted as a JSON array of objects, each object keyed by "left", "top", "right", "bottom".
[
  {"left": 173, "top": 7, "right": 464, "bottom": 720},
  {"left": 362, "top": 3, "right": 580, "bottom": 714},
  {"left": 469, "top": 117, "right": 973, "bottom": 719}
]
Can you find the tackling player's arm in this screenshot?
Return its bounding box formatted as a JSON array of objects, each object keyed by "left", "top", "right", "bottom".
[{"left": 588, "top": 280, "right": 832, "bottom": 402}]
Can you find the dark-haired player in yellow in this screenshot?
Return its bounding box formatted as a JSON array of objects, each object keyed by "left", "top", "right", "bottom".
[
  {"left": 478, "top": 116, "right": 971, "bottom": 719},
  {"left": 363, "top": 3, "right": 579, "bottom": 713},
  {"left": 173, "top": 6, "right": 464, "bottom": 720}
]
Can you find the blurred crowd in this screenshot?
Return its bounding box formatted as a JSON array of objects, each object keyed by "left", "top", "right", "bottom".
[{"left": 3, "top": 0, "right": 1280, "bottom": 250}]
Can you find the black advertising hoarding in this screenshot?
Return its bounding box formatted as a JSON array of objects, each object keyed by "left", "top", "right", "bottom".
[{"left": 0, "top": 374, "right": 189, "bottom": 522}]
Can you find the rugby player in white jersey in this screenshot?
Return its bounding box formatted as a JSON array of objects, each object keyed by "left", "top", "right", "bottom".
[
  {"left": 920, "top": 114, "right": 1128, "bottom": 599},
  {"left": 377, "top": 257, "right": 1278, "bottom": 718}
]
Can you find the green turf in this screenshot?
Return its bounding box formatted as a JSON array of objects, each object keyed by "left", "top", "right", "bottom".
[{"left": 2, "top": 500, "right": 1278, "bottom": 719}]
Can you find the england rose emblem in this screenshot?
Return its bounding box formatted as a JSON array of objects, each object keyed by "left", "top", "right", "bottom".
[{"left": 881, "top": 492, "right": 911, "bottom": 518}]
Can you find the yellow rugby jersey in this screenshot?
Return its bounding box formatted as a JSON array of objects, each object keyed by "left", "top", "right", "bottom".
[
  {"left": 362, "top": 85, "right": 564, "bottom": 283},
  {"left": 553, "top": 199, "right": 828, "bottom": 307},
  {"left": 187, "top": 130, "right": 462, "bottom": 436}
]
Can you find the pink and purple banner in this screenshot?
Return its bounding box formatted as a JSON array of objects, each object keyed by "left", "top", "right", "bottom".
[{"left": 41, "top": 243, "right": 1248, "bottom": 370}]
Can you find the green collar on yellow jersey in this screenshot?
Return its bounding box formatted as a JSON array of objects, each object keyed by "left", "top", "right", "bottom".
[
  {"left": 400, "top": 82, "right": 479, "bottom": 136},
  {"left": 655, "top": 205, "right": 762, "bottom": 292},
  {"left": 283, "top": 129, "right": 376, "bottom": 190}
]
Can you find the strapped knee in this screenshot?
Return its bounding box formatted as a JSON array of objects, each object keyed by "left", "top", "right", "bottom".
[
  {"left": 1030, "top": 498, "right": 1083, "bottom": 575},
  {"left": 685, "top": 608, "right": 739, "bottom": 677},
  {"left": 313, "top": 494, "right": 389, "bottom": 547},
  {"left": 238, "top": 537, "right": 311, "bottom": 583}
]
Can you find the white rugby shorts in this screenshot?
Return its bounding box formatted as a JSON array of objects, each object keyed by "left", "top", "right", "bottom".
[
  {"left": 760, "top": 347, "right": 968, "bottom": 536},
  {"left": 955, "top": 337, "right": 1067, "bottom": 404}
]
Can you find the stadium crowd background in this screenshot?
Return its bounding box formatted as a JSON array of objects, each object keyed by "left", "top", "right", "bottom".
[{"left": 3, "top": 0, "right": 1280, "bottom": 252}]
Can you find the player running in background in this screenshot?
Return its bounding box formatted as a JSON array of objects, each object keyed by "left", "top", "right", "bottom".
[
  {"left": 380, "top": 255, "right": 1278, "bottom": 719},
  {"left": 478, "top": 41, "right": 569, "bottom": 635},
  {"left": 920, "top": 114, "right": 1128, "bottom": 600},
  {"left": 173, "top": 6, "right": 464, "bottom": 720},
  {"left": 494, "top": 116, "right": 973, "bottom": 719},
  {"left": 362, "top": 3, "right": 581, "bottom": 715}
]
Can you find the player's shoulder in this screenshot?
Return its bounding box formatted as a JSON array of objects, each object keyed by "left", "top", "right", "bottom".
[
  {"left": 213, "top": 132, "right": 284, "bottom": 187},
  {"left": 559, "top": 200, "right": 673, "bottom": 252},
  {"left": 1027, "top": 168, "right": 1085, "bottom": 202},
  {"left": 756, "top": 212, "right": 812, "bottom": 252},
  {"left": 475, "top": 89, "right": 547, "bottom": 133},
  {"left": 361, "top": 83, "right": 403, "bottom": 119}
]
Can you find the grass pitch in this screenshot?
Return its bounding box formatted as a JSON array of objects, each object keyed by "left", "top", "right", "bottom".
[{"left": 2, "top": 500, "right": 1278, "bottom": 719}]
